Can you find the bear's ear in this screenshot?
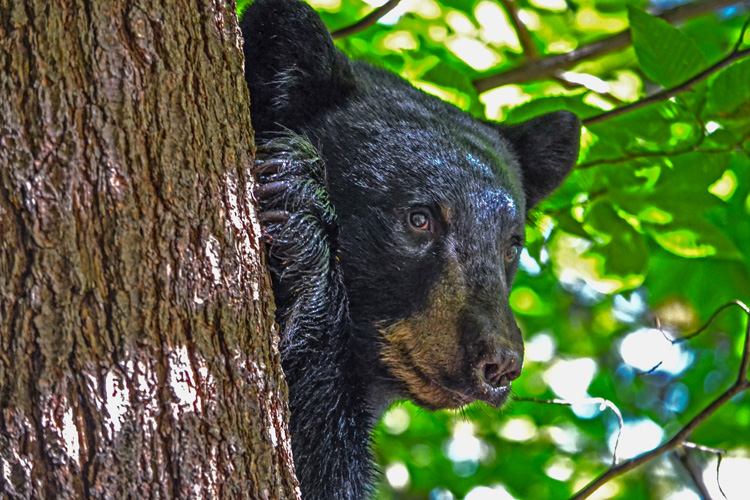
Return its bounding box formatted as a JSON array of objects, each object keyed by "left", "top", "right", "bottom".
[
  {"left": 240, "top": 0, "right": 356, "bottom": 134},
  {"left": 501, "top": 111, "right": 581, "bottom": 209}
]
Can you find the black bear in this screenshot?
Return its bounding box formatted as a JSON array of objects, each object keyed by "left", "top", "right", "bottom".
[{"left": 240, "top": 1, "right": 580, "bottom": 499}]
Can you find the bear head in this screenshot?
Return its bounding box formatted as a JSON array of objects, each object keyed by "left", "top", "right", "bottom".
[{"left": 242, "top": 0, "right": 581, "bottom": 413}]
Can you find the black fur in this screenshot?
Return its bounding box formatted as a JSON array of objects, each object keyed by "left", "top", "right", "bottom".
[{"left": 241, "top": 1, "right": 581, "bottom": 499}]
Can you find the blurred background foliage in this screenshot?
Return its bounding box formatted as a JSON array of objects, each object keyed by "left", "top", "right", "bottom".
[{"left": 238, "top": 0, "right": 750, "bottom": 498}]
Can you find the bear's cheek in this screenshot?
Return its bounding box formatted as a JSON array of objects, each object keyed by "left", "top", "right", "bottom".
[{"left": 378, "top": 268, "right": 471, "bottom": 410}]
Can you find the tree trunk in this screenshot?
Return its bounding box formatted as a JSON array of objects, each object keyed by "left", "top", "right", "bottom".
[{"left": 0, "top": 0, "right": 299, "bottom": 498}]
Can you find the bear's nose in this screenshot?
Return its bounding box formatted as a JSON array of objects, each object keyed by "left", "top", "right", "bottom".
[{"left": 476, "top": 349, "right": 522, "bottom": 389}]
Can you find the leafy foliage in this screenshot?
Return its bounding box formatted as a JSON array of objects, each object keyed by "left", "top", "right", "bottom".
[{"left": 240, "top": 0, "right": 750, "bottom": 498}]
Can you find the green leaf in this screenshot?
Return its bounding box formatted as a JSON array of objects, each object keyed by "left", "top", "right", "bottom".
[
  {"left": 583, "top": 201, "right": 649, "bottom": 278},
  {"left": 506, "top": 96, "right": 602, "bottom": 123},
  {"left": 554, "top": 212, "right": 590, "bottom": 239},
  {"left": 438, "top": 0, "right": 477, "bottom": 12},
  {"left": 657, "top": 151, "right": 731, "bottom": 188},
  {"left": 421, "top": 61, "right": 475, "bottom": 97},
  {"left": 628, "top": 7, "right": 708, "bottom": 88},
  {"left": 707, "top": 58, "right": 750, "bottom": 114},
  {"left": 645, "top": 219, "right": 742, "bottom": 260},
  {"left": 419, "top": 60, "right": 481, "bottom": 114}
]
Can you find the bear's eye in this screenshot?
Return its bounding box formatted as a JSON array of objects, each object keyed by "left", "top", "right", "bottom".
[
  {"left": 504, "top": 245, "right": 520, "bottom": 263},
  {"left": 408, "top": 210, "right": 431, "bottom": 232}
]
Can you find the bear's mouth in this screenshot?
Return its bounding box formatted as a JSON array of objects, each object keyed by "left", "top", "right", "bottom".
[{"left": 396, "top": 360, "right": 513, "bottom": 410}]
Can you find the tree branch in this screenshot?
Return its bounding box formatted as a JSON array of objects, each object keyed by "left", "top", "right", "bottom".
[
  {"left": 583, "top": 45, "right": 750, "bottom": 126},
  {"left": 474, "top": 0, "right": 750, "bottom": 92},
  {"left": 569, "top": 301, "right": 750, "bottom": 500},
  {"left": 575, "top": 142, "right": 746, "bottom": 171},
  {"left": 499, "top": 0, "right": 539, "bottom": 60},
  {"left": 331, "top": 0, "right": 402, "bottom": 39}
]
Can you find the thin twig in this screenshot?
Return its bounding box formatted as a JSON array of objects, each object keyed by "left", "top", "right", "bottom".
[
  {"left": 515, "top": 396, "right": 624, "bottom": 466},
  {"left": 499, "top": 0, "right": 539, "bottom": 60},
  {"left": 474, "top": 0, "right": 750, "bottom": 92},
  {"left": 681, "top": 441, "right": 730, "bottom": 498},
  {"left": 717, "top": 453, "right": 728, "bottom": 499},
  {"left": 732, "top": 11, "right": 750, "bottom": 52},
  {"left": 676, "top": 447, "right": 715, "bottom": 499},
  {"left": 330, "top": 0, "right": 401, "bottom": 39},
  {"left": 636, "top": 360, "right": 665, "bottom": 377},
  {"left": 568, "top": 301, "right": 750, "bottom": 500},
  {"left": 682, "top": 442, "right": 726, "bottom": 455},
  {"left": 681, "top": 443, "right": 730, "bottom": 500},
  {"left": 583, "top": 45, "right": 750, "bottom": 125},
  {"left": 657, "top": 301, "right": 750, "bottom": 344},
  {"left": 640, "top": 301, "right": 750, "bottom": 375}
]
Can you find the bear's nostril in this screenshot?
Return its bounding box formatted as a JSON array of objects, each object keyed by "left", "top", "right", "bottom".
[
  {"left": 482, "top": 362, "right": 504, "bottom": 387},
  {"left": 478, "top": 351, "right": 522, "bottom": 389}
]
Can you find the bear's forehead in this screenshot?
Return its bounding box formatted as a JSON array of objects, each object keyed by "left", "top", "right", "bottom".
[
  {"left": 439, "top": 185, "right": 521, "bottom": 240},
  {"left": 423, "top": 150, "right": 524, "bottom": 221},
  {"left": 377, "top": 124, "right": 520, "bottom": 182},
  {"left": 468, "top": 186, "right": 517, "bottom": 221}
]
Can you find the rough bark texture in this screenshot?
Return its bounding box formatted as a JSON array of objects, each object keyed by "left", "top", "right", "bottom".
[{"left": 0, "top": 0, "right": 299, "bottom": 498}]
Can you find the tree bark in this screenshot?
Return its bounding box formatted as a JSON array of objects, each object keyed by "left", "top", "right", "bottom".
[{"left": 0, "top": 0, "right": 299, "bottom": 498}]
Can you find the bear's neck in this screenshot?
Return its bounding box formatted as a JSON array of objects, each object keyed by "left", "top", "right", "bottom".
[{"left": 283, "top": 333, "right": 377, "bottom": 500}]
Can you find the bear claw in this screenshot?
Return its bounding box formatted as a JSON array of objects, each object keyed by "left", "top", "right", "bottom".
[
  {"left": 253, "top": 157, "right": 286, "bottom": 175},
  {"left": 259, "top": 209, "right": 291, "bottom": 225},
  {"left": 254, "top": 180, "right": 292, "bottom": 200}
]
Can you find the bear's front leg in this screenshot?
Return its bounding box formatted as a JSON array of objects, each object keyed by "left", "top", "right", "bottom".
[
  {"left": 253, "top": 134, "right": 373, "bottom": 500},
  {"left": 254, "top": 134, "right": 346, "bottom": 344}
]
